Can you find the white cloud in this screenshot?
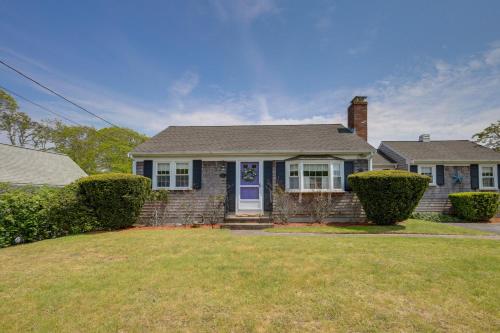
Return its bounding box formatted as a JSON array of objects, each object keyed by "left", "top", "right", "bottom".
[{"left": 168, "top": 71, "right": 199, "bottom": 97}]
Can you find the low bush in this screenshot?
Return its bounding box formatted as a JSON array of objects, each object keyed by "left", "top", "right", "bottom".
[
  {"left": 76, "top": 173, "right": 151, "bottom": 229},
  {"left": 348, "top": 170, "right": 429, "bottom": 225},
  {"left": 0, "top": 187, "right": 59, "bottom": 247},
  {"left": 410, "top": 212, "right": 461, "bottom": 223},
  {"left": 449, "top": 192, "right": 499, "bottom": 222}
]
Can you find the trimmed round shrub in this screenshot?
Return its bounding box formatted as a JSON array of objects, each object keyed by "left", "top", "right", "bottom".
[
  {"left": 76, "top": 173, "right": 151, "bottom": 229},
  {"left": 449, "top": 192, "right": 499, "bottom": 222},
  {"left": 348, "top": 170, "right": 429, "bottom": 225}
]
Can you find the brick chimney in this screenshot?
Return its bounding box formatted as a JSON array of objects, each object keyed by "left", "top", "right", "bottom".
[{"left": 348, "top": 96, "right": 368, "bottom": 141}]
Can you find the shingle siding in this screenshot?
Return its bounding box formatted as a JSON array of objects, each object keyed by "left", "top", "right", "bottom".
[{"left": 139, "top": 161, "right": 226, "bottom": 225}]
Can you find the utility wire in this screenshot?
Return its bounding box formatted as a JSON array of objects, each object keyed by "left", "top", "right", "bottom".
[
  {"left": 0, "top": 59, "right": 119, "bottom": 127},
  {"left": 0, "top": 84, "right": 83, "bottom": 126}
]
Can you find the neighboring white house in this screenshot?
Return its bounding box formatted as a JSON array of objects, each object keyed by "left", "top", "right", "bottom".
[{"left": 0, "top": 143, "right": 87, "bottom": 187}]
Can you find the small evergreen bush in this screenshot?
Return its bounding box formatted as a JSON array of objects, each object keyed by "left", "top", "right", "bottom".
[
  {"left": 348, "top": 170, "right": 429, "bottom": 225},
  {"left": 449, "top": 192, "right": 499, "bottom": 222},
  {"left": 76, "top": 173, "right": 151, "bottom": 229},
  {"left": 410, "top": 212, "right": 461, "bottom": 223}
]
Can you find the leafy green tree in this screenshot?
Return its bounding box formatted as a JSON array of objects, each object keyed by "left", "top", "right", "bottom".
[
  {"left": 95, "top": 127, "right": 148, "bottom": 173},
  {"left": 473, "top": 120, "right": 500, "bottom": 152},
  {"left": 50, "top": 122, "right": 99, "bottom": 173}
]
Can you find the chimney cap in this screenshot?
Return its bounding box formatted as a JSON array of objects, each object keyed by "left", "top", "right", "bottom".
[
  {"left": 351, "top": 96, "right": 368, "bottom": 105},
  {"left": 419, "top": 134, "right": 431, "bottom": 142}
]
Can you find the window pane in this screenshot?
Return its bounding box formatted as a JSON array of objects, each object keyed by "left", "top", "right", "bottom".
[
  {"left": 176, "top": 163, "right": 189, "bottom": 175},
  {"left": 289, "top": 177, "right": 299, "bottom": 189},
  {"left": 303, "top": 164, "right": 329, "bottom": 190},
  {"left": 157, "top": 163, "right": 170, "bottom": 175},
  {"left": 482, "top": 167, "right": 493, "bottom": 177},
  {"left": 157, "top": 175, "right": 170, "bottom": 188},
  {"left": 289, "top": 164, "right": 299, "bottom": 177},
  {"left": 333, "top": 177, "right": 341, "bottom": 189},
  {"left": 176, "top": 175, "right": 189, "bottom": 187},
  {"left": 420, "top": 167, "right": 433, "bottom": 183},
  {"left": 482, "top": 177, "right": 494, "bottom": 188}
]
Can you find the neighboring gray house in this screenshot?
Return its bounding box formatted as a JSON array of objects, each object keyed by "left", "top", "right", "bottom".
[
  {"left": 130, "top": 96, "right": 374, "bottom": 223},
  {"left": 379, "top": 135, "right": 500, "bottom": 213},
  {"left": 0, "top": 143, "right": 87, "bottom": 187}
]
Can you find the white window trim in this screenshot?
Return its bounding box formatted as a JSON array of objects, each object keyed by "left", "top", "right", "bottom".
[
  {"left": 153, "top": 160, "right": 193, "bottom": 190},
  {"left": 285, "top": 160, "right": 344, "bottom": 193},
  {"left": 479, "top": 164, "right": 498, "bottom": 190},
  {"left": 418, "top": 164, "right": 436, "bottom": 186}
]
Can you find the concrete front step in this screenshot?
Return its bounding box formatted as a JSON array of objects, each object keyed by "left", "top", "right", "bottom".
[{"left": 220, "top": 223, "right": 274, "bottom": 230}]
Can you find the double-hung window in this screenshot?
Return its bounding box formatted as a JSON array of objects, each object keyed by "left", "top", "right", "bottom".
[
  {"left": 418, "top": 165, "right": 436, "bottom": 186},
  {"left": 155, "top": 161, "right": 191, "bottom": 189},
  {"left": 479, "top": 165, "right": 497, "bottom": 189},
  {"left": 286, "top": 160, "right": 344, "bottom": 192}
]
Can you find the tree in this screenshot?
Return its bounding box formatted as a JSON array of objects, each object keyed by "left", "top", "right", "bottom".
[
  {"left": 95, "top": 127, "right": 148, "bottom": 173},
  {"left": 50, "top": 122, "right": 99, "bottom": 174},
  {"left": 0, "top": 89, "right": 50, "bottom": 148},
  {"left": 473, "top": 121, "right": 500, "bottom": 152}
]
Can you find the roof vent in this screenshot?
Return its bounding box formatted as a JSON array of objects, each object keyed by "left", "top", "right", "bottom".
[{"left": 419, "top": 134, "right": 430, "bottom": 142}]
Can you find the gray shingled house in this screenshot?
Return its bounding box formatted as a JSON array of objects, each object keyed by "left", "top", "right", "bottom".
[
  {"left": 379, "top": 135, "right": 500, "bottom": 213},
  {"left": 130, "top": 96, "right": 500, "bottom": 223},
  {"left": 0, "top": 143, "right": 87, "bottom": 187},
  {"left": 131, "top": 97, "right": 374, "bottom": 223}
]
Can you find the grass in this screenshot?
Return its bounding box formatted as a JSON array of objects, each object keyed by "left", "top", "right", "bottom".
[
  {"left": 265, "top": 219, "right": 493, "bottom": 235},
  {"left": 0, "top": 230, "right": 499, "bottom": 332}
]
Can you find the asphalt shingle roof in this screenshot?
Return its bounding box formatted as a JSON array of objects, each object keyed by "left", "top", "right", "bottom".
[
  {"left": 373, "top": 151, "right": 396, "bottom": 166},
  {"left": 381, "top": 140, "right": 500, "bottom": 162},
  {"left": 132, "top": 124, "right": 375, "bottom": 155},
  {"left": 0, "top": 144, "right": 87, "bottom": 186}
]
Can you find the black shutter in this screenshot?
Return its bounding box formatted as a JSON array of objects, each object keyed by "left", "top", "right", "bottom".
[
  {"left": 226, "top": 162, "right": 236, "bottom": 212},
  {"left": 276, "top": 161, "right": 286, "bottom": 189},
  {"left": 436, "top": 165, "right": 445, "bottom": 186},
  {"left": 263, "top": 161, "right": 273, "bottom": 212},
  {"left": 470, "top": 164, "right": 479, "bottom": 190},
  {"left": 498, "top": 165, "right": 500, "bottom": 189},
  {"left": 344, "top": 161, "right": 354, "bottom": 191},
  {"left": 143, "top": 160, "right": 153, "bottom": 188},
  {"left": 409, "top": 165, "right": 418, "bottom": 173},
  {"left": 192, "top": 160, "right": 202, "bottom": 189}
]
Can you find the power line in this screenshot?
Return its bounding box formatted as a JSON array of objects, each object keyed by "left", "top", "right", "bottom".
[
  {"left": 0, "top": 84, "right": 82, "bottom": 126},
  {"left": 0, "top": 59, "right": 119, "bottom": 127}
]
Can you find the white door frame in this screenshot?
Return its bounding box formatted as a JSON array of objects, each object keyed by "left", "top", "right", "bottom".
[{"left": 236, "top": 160, "right": 263, "bottom": 215}]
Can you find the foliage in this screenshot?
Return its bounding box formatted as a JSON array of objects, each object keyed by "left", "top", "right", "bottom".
[
  {"left": 0, "top": 187, "right": 60, "bottom": 247},
  {"left": 179, "top": 191, "right": 197, "bottom": 227},
  {"left": 449, "top": 192, "right": 500, "bottom": 221},
  {"left": 148, "top": 190, "right": 169, "bottom": 202},
  {"left": 272, "top": 187, "right": 296, "bottom": 224},
  {"left": 473, "top": 120, "right": 500, "bottom": 152},
  {"left": 410, "top": 212, "right": 461, "bottom": 223},
  {"left": 309, "top": 192, "right": 331, "bottom": 223},
  {"left": 76, "top": 173, "right": 151, "bottom": 229},
  {"left": 202, "top": 195, "right": 225, "bottom": 228},
  {"left": 46, "top": 184, "right": 99, "bottom": 234},
  {"left": 50, "top": 122, "right": 148, "bottom": 174},
  {"left": 348, "top": 170, "right": 429, "bottom": 225}
]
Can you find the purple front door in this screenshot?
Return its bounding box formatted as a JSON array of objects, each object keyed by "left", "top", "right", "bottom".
[{"left": 238, "top": 162, "right": 261, "bottom": 211}]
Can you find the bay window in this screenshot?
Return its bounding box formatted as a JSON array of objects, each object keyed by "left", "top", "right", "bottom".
[
  {"left": 479, "top": 165, "right": 497, "bottom": 189},
  {"left": 286, "top": 160, "right": 344, "bottom": 192},
  {"left": 155, "top": 161, "right": 192, "bottom": 189}
]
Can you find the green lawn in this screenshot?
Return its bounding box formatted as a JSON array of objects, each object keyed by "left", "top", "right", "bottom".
[
  {"left": 0, "top": 230, "right": 499, "bottom": 332},
  {"left": 266, "top": 219, "right": 492, "bottom": 235}
]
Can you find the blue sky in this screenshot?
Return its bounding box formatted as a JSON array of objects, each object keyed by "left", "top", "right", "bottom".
[{"left": 1, "top": 0, "right": 500, "bottom": 145}]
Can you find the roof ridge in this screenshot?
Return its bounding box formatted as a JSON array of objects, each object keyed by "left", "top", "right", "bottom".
[
  {"left": 0, "top": 142, "right": 68, "bottom": 156},
  {"left": 168, "top": 123, "right": 345, "bottom": 128}
]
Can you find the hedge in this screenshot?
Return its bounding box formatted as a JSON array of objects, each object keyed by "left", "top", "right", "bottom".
[
  {"left": 449, "top": 192, "right": 499, "bottom": 222},
  {"left": 348, "top": 170, "right": 429, "bottom": 225},
  {"left": 76, "top": 173, "right": 151, "bottom": 229}
]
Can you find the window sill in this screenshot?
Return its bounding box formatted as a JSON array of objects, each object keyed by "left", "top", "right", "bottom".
[{"left": 153, "top": 187, "right": 192, "bottom": 191}]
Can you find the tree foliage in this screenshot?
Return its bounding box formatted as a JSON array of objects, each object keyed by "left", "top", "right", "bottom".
[
  {"left": 473, "top": 120, "right": 500, "bottom": 152},
  {"left": 0, "top": 89, "right": 148, "bottom": 174}
]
